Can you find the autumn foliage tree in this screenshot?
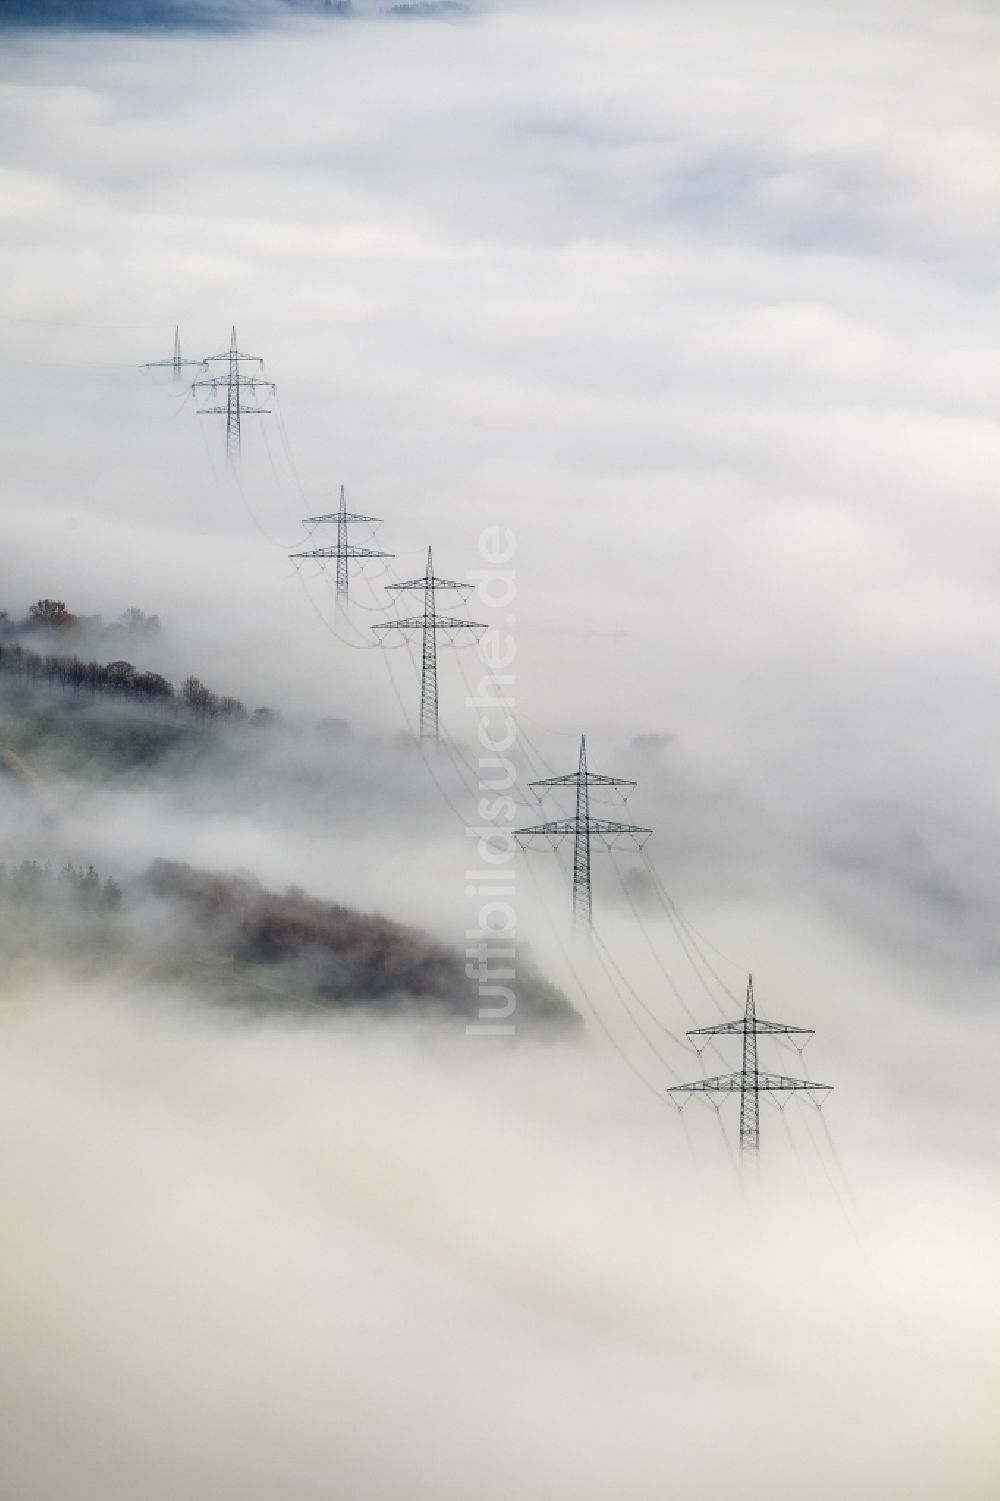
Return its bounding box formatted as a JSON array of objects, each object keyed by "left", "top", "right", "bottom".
[{"left": 25, "top": 599, "right": 78, "bottom": 631}]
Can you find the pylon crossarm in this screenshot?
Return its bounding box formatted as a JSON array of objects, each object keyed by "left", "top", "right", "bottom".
[
  {"left": 528, "top": 770, "right": 636, "bottom": 790},
  {"left": 515, "top": 819, "right": 579, "bottom": 842},
  {"left": 589, "top": 819, "right": 652, "bottom": 839},
  {"left": 386, "top": 577, "right": 474, "bottom": 594},
  {"left": 668, "top": 1072, "right": 743, "bottom": 1094},
  {"left": 667, "top": 1071, "right": 832, "bottom": 1096},
  {"left": 756, "top": 1072, "right": 832, "bottom": 1093},
  {"left": 302, "top": 512, "right": 382, "bottom": 526},
  {"left": 426, "top": 614, "right": 486, "bottom": 631},
  {"left": 687, "top": 1019, "right": 815, "bottom": 1039},
  {"left": 515, "top": 817, "right": 647, "bottom": 835},
  {"left": 290, "top": 546, "right": 393, "bottom": 561},
  {"left": 204, "top": 348, "right": 263, "bottom": 363},
  {"left": 192, "top": 376, "right": 274, "bottom": 392},
  {"left": 197, "top": 406, "right": 270, "bottom": 416},
  {"left": 431, "top": 577, "right": 472, "bottom": 591},
  {"left": 515, "top": 821, "right": 650, "bottom": 850},
  {"left": 374, "top": 615, "right": 485, "bottom": 633}
]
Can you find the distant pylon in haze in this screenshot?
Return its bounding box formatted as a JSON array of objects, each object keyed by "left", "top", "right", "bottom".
[
  {"left": 289, "top": 485, "right": 394, "bottom": 604},
  {"left": 192, "top": 327, "right": 275, "bottom": 461},
  {"left": 666, "top": 975, "right": 832, "bottom": 1165},
  {"left": 514, "top": 735, "right": 651, "bottom": 938},
  {"left": 373, "top": 547, "right": 485, "bottom": 742},
  {"left": 144, "top": 326, "right": 206, "bottom": 381}
]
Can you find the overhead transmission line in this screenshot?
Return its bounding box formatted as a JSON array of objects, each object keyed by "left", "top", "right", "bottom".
[
  {"left": 445, "top": 629, "right": 555, "bottom": 813},
  {"left": 522, "top": 858, "right": 688, "bottom": 1114},
  {"left": 609, "top": 849, "right": 719, "bottom": 1028},
  {"left": 515, "top": 735, "right": 651, "bottom": 939},
  {"left": 666, "top": 975, "right": 832, "bottom": 1173},
  {"left": 272, "top": 389, "right": 311, "bottom": 506},
  {"left": 154, "top": 346, "right": 838, "bottom": 1190},
  {"left": 143, "top": 326, "right": 206, "bottom": 382},
  {"left": 591, "top": 926, "right": 688, "bottom": 1059},
  {"left": 373, "top": 548, "right": 486, "bottom": 743},
  {"left": 294, "top": 563, "right": 387, "bottom": 654},
  {"left": 545, "top": 835, "right": 715, "bottom": 1070},
  {"left": 193, "top": 326, "right": 275, "bottom": 462},
  {"left": 290, "top": 485, "right": 394, "bottom": 606},
  {"left": 638, "top": 849, "right": 742, "bottom": 1012}
]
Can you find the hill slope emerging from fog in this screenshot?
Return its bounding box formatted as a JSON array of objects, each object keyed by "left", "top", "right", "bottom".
[
  {"left": 0, "top": 629, "right": 578, "bottom": 1030},
  {"left": 142, "top": 859, "right": 576, "bottom": 1025},
  {"left": 0, "top": 852, "right": 577, "bottom": 1028}
]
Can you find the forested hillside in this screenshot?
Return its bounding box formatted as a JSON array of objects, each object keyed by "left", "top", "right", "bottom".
[{"left": 0, "top": 599, "right": 575, "bottom": 1028}]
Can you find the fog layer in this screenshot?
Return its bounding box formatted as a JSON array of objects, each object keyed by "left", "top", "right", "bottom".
[{"left": 2, "top": 983, "right": 998, "bottom": 1501}]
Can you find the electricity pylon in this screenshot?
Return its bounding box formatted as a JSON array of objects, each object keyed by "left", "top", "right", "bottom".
[
  {"left": 666, "top": 974, "right": 832, "bottom": 1165},
  {"left": 514, "top": 735, "right": 651, "bottom": 938},
  {"left": 289, "top": 485, "right": 394, "bottom": 604},
  {"left": 373, "top": 547, "right": 485, "bottom": 742},
  {"left": 144, "top": 326, "right": 206, "bottom": 380},
  {"left": 192, "top": 327, "right": 274, "bottom": 460}
]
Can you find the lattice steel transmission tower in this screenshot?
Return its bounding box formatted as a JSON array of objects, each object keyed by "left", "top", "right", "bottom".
[
  {"left": 667, "top": 975, "right": 832, "bottom": 1165},
  {"left": 192, "top": 327, "right": 274, "bottom": 460},
  {"left": 289, "top": 485, "right": 394, "bottom": 604},
  {"left": 514, "top": 735, "right": 651, "bottom": 938},
  {"left": 373, "top": 547, "right": 485, "bottom": 742},
  {"left": 144, "top": 326, "right": 206, "bottom": 381}
]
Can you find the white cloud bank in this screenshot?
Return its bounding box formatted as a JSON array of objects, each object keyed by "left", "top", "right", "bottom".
[
  {"left": 1, "top": 983, "right": 998, "bottom": 1501},
  {"left": 1, "top": 4, "right": 999, "bottom": 1494}
]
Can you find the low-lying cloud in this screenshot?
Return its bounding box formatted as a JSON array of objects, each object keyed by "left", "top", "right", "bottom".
[
  {"left": 0, "top": 982, "right": 996, "bottom": 1500},
  {"left": 1, "top": 3, "right": 999, "bottom": 1494}
]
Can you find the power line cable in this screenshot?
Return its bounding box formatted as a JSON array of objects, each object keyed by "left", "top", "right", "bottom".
[
  {"left": 524, "top": 859, "right": 685, "bottom": 1117},
  {"left": 591, "top": 926, "right": 688, "bottom": 1066},
  {"left": 638, "top": 849, "right": 734, "bottom": 1019}
]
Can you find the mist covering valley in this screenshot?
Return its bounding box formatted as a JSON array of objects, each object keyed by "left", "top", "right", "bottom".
[{"left": 2, "top": 0, "right": 1000, "bottom": 1497}]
